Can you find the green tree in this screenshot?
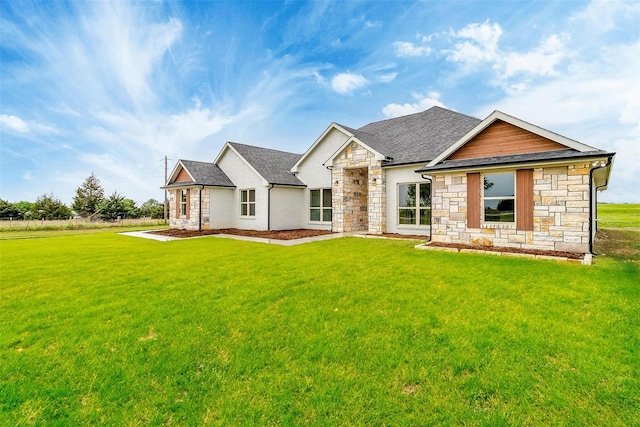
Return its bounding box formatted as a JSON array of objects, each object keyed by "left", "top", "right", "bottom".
[
  {"left": 122, "top": 198, "right": 140, "bottom": 219},
  {"left": 140, "top": 199, "right": 165, "bottom": 219},
  {"left": 14, "top": 201, "right": 33, "bottom": 219},
  {"left": 97, "top": 192, "right": 128, "bottom": 221},
  {"left": 72, "top": 173, "right": 105, "bottom": 218},
  {"left": 0, "top": 199, "right": 19, "bottom": 219},
  {"left": 31, "top": 193, "right": 72, "bottom": 220}
]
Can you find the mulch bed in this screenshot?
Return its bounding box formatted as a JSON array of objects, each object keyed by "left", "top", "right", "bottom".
[
  {"left": 425, "top": 241, "right": 584, "bottom": 259},
  {"left": 149, "top": 228, "right": 334, "bottom": 240}
]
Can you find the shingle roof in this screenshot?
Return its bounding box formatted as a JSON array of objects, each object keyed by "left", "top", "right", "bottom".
[
  {"left": 164, "top": 160, "right": 235, "bottom": 188},
  {"left": 352, "top": 106, "right": 482, "bottom": 166},
  {"left": 416, "top": 149, "right": 614, "bottom": 173},
  {"left": 228, "top": 142, "right": 305, "bottom": 186}
]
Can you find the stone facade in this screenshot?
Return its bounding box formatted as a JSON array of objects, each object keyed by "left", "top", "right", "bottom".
[
  {"left": 431, "top": 162, "right": 592, "bottom": 253},
  {"left": 331, "top": 142, "right": 386, "bottom": 234},
  {"left": 169, "top": 187, "right": 210, "bottom": 230}
]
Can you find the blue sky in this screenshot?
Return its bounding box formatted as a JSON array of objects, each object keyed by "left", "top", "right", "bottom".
[{"left": 1, "top": 0, "right": 638, "bottom": 205}]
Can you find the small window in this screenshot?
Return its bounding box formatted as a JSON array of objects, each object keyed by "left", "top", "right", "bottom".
[
  {"left": 180, "top": 190, "right": 187, "bottom": 216},
  {"left": 310, "top": 189, "right": 332, "bottom": 222},
  {"left": 240, "top": 189, "right": 255, "bottom": 217},
  {"left": 398, "top": 182, "right": 431, "bottom": 226},
  {"left": 483, "top": 172, "right": 515, "bottom": 223}
]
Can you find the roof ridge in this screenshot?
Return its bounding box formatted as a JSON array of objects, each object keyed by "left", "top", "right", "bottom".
[
  {"left": 228, "top": 141, "right": 302, "bottom": 156},
  {"left": 357, "top": 106, "right": 479, "bottom": 131}
]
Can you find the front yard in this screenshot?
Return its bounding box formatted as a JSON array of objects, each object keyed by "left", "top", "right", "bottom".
[{"left": 1, "top": 229, "right": 638, "bottom": 425}]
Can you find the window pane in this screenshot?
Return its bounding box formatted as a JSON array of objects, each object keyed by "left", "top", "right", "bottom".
[
  {"left": 310, "top": 190, "right": 320, "bottom": 207},
  {"left": 249, "top": 190, "right": 255, "bottom": 202},
  {"left": 249, "top": 203, "right": 255, "bottom": 216},
  {"left": 241, "top": 190, "right": 247, "bottom": 203},
  {"left": 323, "top": 189, "right": 332, "bottom": 207},
  {"left": 419, "top": 183, "right": 431, "bottom": 207},
  {"left": 484, "top": 173, "right": 514, "bottom": 197},
  {"left": 399, "top": 184, "right": 416, "bottom": 207},
  {"left": 399, "top": 208, "right": 416, "bottom": 224},
  {"left": 419, "top": 208, "right": 430, "bottom": 225},
  {"left": 310, "top": 208, "right": 320, "bottom": 221},
  {"left": 322, "top": 208, "right": 332, "bottom": 222},
  {"left": 241, "top": 204, "right": 247, "bottom": 216},
  {"left": 484, "top": 199, "right": 514, "bottom": 222}
]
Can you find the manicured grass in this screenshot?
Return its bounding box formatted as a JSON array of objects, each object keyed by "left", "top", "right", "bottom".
[
  {"left": 1, "top": 230, "right": 638, "bottom": 425},
  {"left": 598, "top": 203, "right": 640, "bottom": 228}
]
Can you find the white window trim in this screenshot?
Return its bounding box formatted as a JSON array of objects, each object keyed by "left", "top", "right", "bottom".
[
  {"left": 309, "top": 188, "right": 332, "bottom": 223},
  {"left": 481, "top": 171, "right": 516, "bottom": 226},
  {"left": 397, "top": 182, "right": 431, "bottom": 227},
  {"left": 240, "top": 189, "right": 256, "bottom": 217}
]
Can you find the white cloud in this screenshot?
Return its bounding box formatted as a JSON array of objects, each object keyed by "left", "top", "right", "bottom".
[
  {"left": 502, "top": 34, "right": 567, "bottom": 79},
  {"left": 382, "top": 92, "right": 446, "bottom": 118},
  {"left": 22, "top": 170, "right": 34, "bottom": 181},
  {"left": 378, "top": 72, "right": 398, "bottom": 83},
  {"left": 393, "top": 41, "right": 431, "bottom": 57},
  {"left": 0, "top": 114, "right": 30, "bottom": 133},
  {"left": 364, "top": 20, "right": 382, "bottom": 29},
  {"left": 446, "top": 20, "right": 502, "bottom": 64},
  {"left": 331, "top": 72, "right": 369, "bottom": 94}
]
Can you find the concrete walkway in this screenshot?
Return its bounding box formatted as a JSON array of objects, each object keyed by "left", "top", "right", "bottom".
[{"left": 120, "top": 230, "right": 348, "bottom": 246}]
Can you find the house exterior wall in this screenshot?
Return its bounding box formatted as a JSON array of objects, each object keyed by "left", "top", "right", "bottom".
[
  {"left": 385, "top": 165, "right": 432, "bottom": 236},
  {"left": 209, "top": 188, "right": 234, "bottom": 229},
  {"left": 296, "top": 128, "right": 350, "bottom": 231},
  {"left": 430, "top": 161, "right": 592, "bottom": 253},
  {"left": 217, "top": 149, "right": 269, "bottom": 230},
  {"left": 270, "top": 187, "right": 305, "bottom": 230},
  {"left": 331, "top": 141, "right": 385, "bottom": 234}
]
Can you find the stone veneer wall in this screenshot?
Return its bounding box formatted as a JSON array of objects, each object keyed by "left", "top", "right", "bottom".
[
  {"left": 431, "top": 162, "right": 592, "bottom": 253},
  {"left": 331, "top": 142, "right": 385, "bottom": 234},
  {"left": 169, "top": 187, "right": 211, "bottom": 230}
]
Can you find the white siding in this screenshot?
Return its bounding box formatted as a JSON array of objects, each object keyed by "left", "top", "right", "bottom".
[
  {"left": 296, "top": 128, "right": 349, "bottom": 231},
  {"left": 385, "top": 165, "right": 431, "bottom": 235},
  {"left": 217, "top": 149, "right": 269, "bottom": 230},
  {"left": 270, "top": 187, "right": 305, "bottom": 230},
  {"left": 209, "top": 188, "right": 234, "bottom": 229}
]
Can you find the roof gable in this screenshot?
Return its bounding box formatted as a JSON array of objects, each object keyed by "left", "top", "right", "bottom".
[
  {"left": 446, "top": 119, "right": 568, "bottom": 161},
  {"left": 292, "top": 123, "right": 352, "bottom": 173},
  {"left": 428, "top": 110, "right": 598, "bottom": 167},
  {"left": 165, "top": 159, "right": 234, "bottom": 188},
  {"left": 216, "top": 142, "right": 305, "bottom": 186}
]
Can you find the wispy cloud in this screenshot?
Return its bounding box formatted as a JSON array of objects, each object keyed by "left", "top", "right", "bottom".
[{"left": 393, "top": 41, "right": 432, "bottom": 57}]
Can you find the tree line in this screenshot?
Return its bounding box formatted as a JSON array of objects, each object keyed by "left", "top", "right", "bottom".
[{"left": 0, "top": 173, "right": 165, "bottom": 221}]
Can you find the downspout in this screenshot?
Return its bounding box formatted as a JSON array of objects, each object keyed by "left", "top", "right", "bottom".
[
  {"left": 267, "top": 184, "right": 275, "bottom": 231},
  {"left": 421, "top": 174, "right": 433, "bottom": 243},
  {"left": 588, "top": 156, "right": 613, "bottom": 254},
  {"left": 198, "top": 185, "right": 204, "bottom": 231}
]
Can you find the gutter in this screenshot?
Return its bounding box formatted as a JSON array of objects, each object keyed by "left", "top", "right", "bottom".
[
  {"left": 420, "top": 174, "right": 433, "bottom": 243},
  {"left": 588, "top": 155, "right": 614, "bottom": 254},
  {"left": 198, "top": 185, "right": 204, "bottom": 231},
  {"left": 267, "top": 184, "right": 275, "bottom": 230}
]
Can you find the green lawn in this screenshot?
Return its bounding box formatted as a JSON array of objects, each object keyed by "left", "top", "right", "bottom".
[
  {"left": 1, "top": 230, "right": 639, "bottom": 425},
  {"left": 598, "top": 203, "right": 640, "bottom": 228}
]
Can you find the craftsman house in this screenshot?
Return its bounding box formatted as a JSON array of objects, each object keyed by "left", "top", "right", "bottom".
[{"left": 163, "top": 106, "right": 614, "bottom": 254}]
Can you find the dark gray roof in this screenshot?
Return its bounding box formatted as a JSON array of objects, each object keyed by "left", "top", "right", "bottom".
[
  {"left": 351, "top": 106, "right": 482, "bottom": 166},
  {"left": 416, "top": 149, "right": 615, "bottom": 173},
  {"left": 228, "top": 142, "right": 305, "bottom": 186},
  {"left": 163, "top": 159, "right": 234, "bottom": 188}
]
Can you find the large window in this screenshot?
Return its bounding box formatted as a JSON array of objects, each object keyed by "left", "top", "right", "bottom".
[
  {"left": 483, "top": 172, "right": 515, "bottom": 223},
  {"left": 180, "top": 190, "right": 187, "bottom": 216},
  {"left": 398, "top": 183, "right": 431, "bottom": 226},
  {"left": 310, "top": 188, "right": 332, "bottom": 222},
  {"left": 240, "top": 189, "right": 255, "bottom": 216}
]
